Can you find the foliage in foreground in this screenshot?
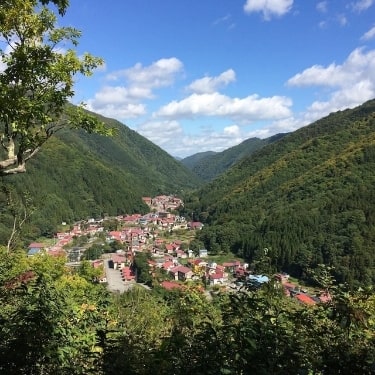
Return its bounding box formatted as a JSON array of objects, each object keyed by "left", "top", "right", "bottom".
[{"left": 0, "top": 249, "right": 374, "bottom": 374}]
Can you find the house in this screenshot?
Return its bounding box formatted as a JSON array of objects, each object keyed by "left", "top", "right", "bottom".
[
  {"left": 223, "top": 261, "right": 241, "bottom": 273},
  {"left": 108, "top": 231, "right": 125, "bottom": 243},
  {"left": 165, "top": 244, "right": 174, "bottom": 254},
  {"left": 188, "top": 221, "right": 204, "bottom": 230},
  {"left": 27, "top": 242, "right": 45, "bottom": 256},
  {"left": 209, "top": 271, "right": 227, "bottom": 286},
  {"left": 169, "top": 265, "right": 194, "bottom": 281},
  {"left": 142, "top": 197, "right": 152, "bottom": 206},
  {"left": 295, "top": 293, "right": 316, "bottom": 306},
  {"left": 162, "top": 260, "right": 175, "bottom": 272},
  {"left": 110, "top": 254, "right": 127, "bottom": 269},
  {"left": 175, "top": 249, "right": 187, "bottom": 259},
  {"left": 199, "top": 249, "right": 208, "bottom": 258},
  {"left": 160, "top": 281, "right": 183, "bottom": 291},
  {"left": 274, "top": 273, "right": 290, "bottom": 283}
]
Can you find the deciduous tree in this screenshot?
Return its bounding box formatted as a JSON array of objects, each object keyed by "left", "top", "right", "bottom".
[{"left": 0, "top": 0, "right": 112, "bottom": 176}]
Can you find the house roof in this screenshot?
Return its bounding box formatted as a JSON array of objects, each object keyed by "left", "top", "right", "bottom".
[
  {"left": 162, "top": 261, "right": 174, "bottom": 270},
  {"left": 170, "top": 265, "right": 192, "bottom": 274},
  {"left": 223, "top": 261, "right": 240, "bottom": 267},
  {"left": 209, "top": 272, "right": 224, "bottom": 280},
  {"left": 160, "top": 281, "right": 183, "bottom": 290},
  {"left": 295, "top": 293, "right": 316, "bottom": 305},
  {"left": 112, "top": 254, "right": 126, "bottom": 263},
  {"left": 28, "top": 242, "right": 45, "bottom": 249}
]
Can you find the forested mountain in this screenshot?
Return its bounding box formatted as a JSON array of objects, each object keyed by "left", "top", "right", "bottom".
[
  {"left": 0, "top": 112, "right": 203, "bottom": 243},
  {"left": 180, "top": 151, "right": 217, "bottom": 169},
  {"left": 184, "top": 99, "right": 375, "bottom": 287},
  {"left": 181, "top": 134, "right": 286, "bottom": 181}
]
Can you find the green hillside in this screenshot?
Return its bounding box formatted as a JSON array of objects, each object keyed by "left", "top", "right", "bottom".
[
  {"left": 181, "top": 134, "right": 286, "bottom": 181},
  {"left": 184, "top": 99, "right": 375, "bottom": 286},
  {"left": 180, "top": 151, "right": 217, "bottom": 170},
  {"left": 0, "top": 112, "right": 203, "bottom": 242}
]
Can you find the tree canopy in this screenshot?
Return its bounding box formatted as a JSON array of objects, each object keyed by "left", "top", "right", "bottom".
[{"left": 0, "top": 0, "right": 111, "bottom": 176}]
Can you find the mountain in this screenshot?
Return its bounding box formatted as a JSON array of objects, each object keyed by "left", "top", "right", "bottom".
[
  {"left": 180, "top": 151, "right": 217, "bottom": 170},
  {"left": 0, "top": 111, "right": 203, "bottom": 242},
  {"left": 184, "top": 99, "right": 375, "bottom": 286},
  {"left": 181, "top": 134, "right": 287, "bottom": 181}
]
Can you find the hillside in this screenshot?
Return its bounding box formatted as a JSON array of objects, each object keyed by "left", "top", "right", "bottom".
[
  {"left": 180, "top": 151, "right": 217, "bottom": 170},
  {"left": 181, "top": 134, "right": 286, "bottom": 181},
  {"left": 184, "top": 99, "right": 375, "bottom": 286},
  {"left": 0, "top": 111, "right": 203, "bottom": 243}
]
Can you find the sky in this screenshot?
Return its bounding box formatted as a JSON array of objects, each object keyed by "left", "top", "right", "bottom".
[{"left": 59, "top": 0, "right": 375, "bottom": 157}]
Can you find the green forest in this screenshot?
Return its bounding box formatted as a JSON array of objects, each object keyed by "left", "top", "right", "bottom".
[
  {"left": 184, "top": 99, "right": 375, "bottom": 287},
  {"left": 181, "top": 134, "right": 286, "bottom": 182}
]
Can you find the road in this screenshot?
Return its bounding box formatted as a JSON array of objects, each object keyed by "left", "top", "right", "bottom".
[{"left": 103, "top": 258, "right": 134, "bottom": 293}]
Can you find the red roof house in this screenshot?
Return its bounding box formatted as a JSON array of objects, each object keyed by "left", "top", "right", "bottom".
[{"left": 295, "top": 294, "right": 316, "bottom": 306}]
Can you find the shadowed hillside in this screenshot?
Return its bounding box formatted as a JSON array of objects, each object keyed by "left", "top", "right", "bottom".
[{"left": 181, "top": 134, "right": 286, "bottom": 181}]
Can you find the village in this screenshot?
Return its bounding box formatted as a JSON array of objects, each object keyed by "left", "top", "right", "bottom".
[{"left": 27, "top": 195, "right": 331, "bottom": 306}]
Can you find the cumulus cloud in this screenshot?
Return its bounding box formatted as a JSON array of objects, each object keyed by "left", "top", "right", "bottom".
[
  {"left": 224, "top": 125, "right": 241, "bottom": 136},
  {"left": 137, "top": 120, "right": 184, "bottom": 148},
  {"left": 244, "top": 0, "right": 294, "bottom": 20},
  {"left": 361, "top": 25, "right": 375, "bottom": 41},
  {"left": 155, "top": 92, "right": 292, "bottom": 122},
  {"left": 109, "top": 57, "right": 183, "bottom": 89},
  {"left": 86, "top": 58, "right": 183, "bottom": 120},
  {"left": 351, "top": 0, "right": 374, "bottom": 12},
  {"left": 287, "top": 47, "right": 375, "bottom": 121},
  {"left": 187, "top": 69, "right": 236, "bottom": 94},
  {"left": 137, "top": 120, "right": 248, "bottom": 157}
]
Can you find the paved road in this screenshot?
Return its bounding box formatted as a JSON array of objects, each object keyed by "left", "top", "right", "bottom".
[{"left": 103, "top": 258, "right": 133, "bottom": 293}]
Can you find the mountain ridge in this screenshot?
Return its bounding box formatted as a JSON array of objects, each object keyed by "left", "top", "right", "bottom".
[
  {"left": 183, "top": 99, "right": 375, "bottom": 286},
  {"left": 181, "top": 134, "right": 287, "bottom": 181}
]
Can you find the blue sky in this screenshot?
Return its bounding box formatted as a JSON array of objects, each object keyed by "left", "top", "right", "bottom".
[{"left": 61, "top": 0, "right": 375, "bottom": 157}]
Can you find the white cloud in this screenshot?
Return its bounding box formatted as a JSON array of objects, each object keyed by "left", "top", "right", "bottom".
[
  {"left": 107, "top": 58, "right": 183, "bottom": 89},
  {"left": 351, "top": 0, "right": 374, "bottom": 12},
  {"left": 244, "top": 0, "right": 294, "bottom": 20},
  {"left": 287, "top": 47, "right": 375, "bottom": 121},
  {"left": 316, "top": 1, "right": 328, "bottom": 13},
  {"left": 137, "top": 120, "right": 247, "bottom": 157},
  {"left": 155, "top": 92, "right": 292, "bottom": 122},
  {"left": 87, "top": 102, "right": 146, "bottom": 119},
  {"left": 187, "top": 69, "right": 236, "bottom": 94},
  {"left": 337, "top": 14, "right": 348, "bottom": 26},
  {"left": 86, "top": 86, "right": 147, "bottom": 118},
  {"left": 137, "top": 120, "right": 184, "bottom": 148},
  {"left": 224, "top": 125, "right": 241, "bottom": 136},
  {"left": 361, "top": 25, "right": 375, "bottom": 41},
  {"left": 86, "top": 58, "right": 183, "bottom": 120}
]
